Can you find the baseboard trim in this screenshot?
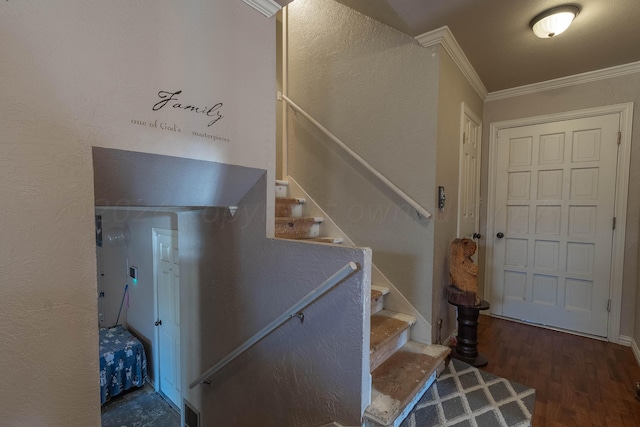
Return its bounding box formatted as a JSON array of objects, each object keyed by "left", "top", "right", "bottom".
[
  {"left": 442, "top": 330, "right": 456, "bottom": 347},
  {"left": 619, "top": 335, "right": 632, "bottom": 347},
  {"left": 631, "top": 339, "right": 640, "bottom": 367}
]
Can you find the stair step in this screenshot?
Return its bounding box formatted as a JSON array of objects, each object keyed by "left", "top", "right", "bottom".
[
  {"left": 275, "top": 180, "right": 289, "bottom": 198},
  {"left": 365, "top": 341, "right": 451, "bottom": 427},
  {"left": 275, "top": 216, "right": 323, "bottom": 239},
  {"left": 370, "top": 310, "right": 416, "bottom": 372},
  {"left": 371, "top": 285, "right": 390, "bottom": 315},
  {"left": 275, "top": 197, "right": 306, "bottom": 217},
  {"left": 301, "top": 236, "right": 344, "bottom": 244}
]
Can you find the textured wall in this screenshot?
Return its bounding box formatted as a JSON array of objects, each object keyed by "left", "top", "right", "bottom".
[
  {"left": 637, "top": 234, "right": 640, "bottom": 347},
  {"left": 0, "top": 140, "right": 99, "bottom": 426},
  {"left": 287, "top": 0, "right": 438, "bottom": 325},
  {"left": 0, "top": 1, "right": 276, "bottom": 424},
  {"left": 179, "top": 177, "right": 371, "bottom": 426},
  {"left": 483, "top": 73, "right": 640, "bottom": 339}
]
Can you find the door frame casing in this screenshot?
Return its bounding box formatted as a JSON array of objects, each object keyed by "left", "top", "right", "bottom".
[
  {"left": 152, "top": 227, "right": 181, "bottom": 404},
  {"left": 485, "top": 102, "right": 633, "bottom": 344}
]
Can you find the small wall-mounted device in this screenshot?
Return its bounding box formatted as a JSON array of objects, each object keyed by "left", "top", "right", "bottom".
[
  {"left": 438, "top": 186, "right": 446, "bottom": 210},
  {"left": 129, "top": 266, "right": 138, "bottom": 281}
]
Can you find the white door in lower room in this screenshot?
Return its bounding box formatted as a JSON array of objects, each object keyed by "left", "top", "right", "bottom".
[
  {"left": 457, "top": 103, "right": 483, "bottom": 262},
  {"left": 153, "top": 228, "right": 181, "bottom": 409}
]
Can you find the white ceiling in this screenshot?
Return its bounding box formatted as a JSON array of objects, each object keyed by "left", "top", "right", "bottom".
[{"left": 332, "top": 0, "right": 640, "bottom": 93}]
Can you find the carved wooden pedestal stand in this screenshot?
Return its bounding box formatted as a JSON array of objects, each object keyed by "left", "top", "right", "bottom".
[{"left": 447, "top": 286, "right": 490, "bottom": 367}]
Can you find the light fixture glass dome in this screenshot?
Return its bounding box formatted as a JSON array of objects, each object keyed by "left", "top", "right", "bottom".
[{"left": 530, "top": 5, "right": 580, "bottom": 39}]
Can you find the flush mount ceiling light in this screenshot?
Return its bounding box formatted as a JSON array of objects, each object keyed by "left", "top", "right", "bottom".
[{"left": 530, "top": 5, "right": 580, "bottom": 38}]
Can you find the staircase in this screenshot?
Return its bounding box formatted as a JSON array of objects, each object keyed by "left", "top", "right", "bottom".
[
  {"left": 275, "top": 180, "right": 450, "bottom": 427},
  {"left": 275, "top": 180, "right": 344, "bottom": 244}
]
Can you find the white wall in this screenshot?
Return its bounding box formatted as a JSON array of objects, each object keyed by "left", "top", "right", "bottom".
[
  {"left": 286, "top": 0, "right": 486, "bottom": 343},
  {"left": 0, "top": 1, "right": 276, "bottom": 425},
  {"left": 483, "top": 73, "right": 640, "bottom": 339}
]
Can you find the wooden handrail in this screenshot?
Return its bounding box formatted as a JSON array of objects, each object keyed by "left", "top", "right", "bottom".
[{"left": 279, "top": 92, "right": 432, "bottom": 220}]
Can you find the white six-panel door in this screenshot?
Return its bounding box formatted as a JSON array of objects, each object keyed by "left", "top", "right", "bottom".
[
  {"left": 154, "top": 229, "right": 181, "bottom": 408},
  {"left": 458, "top": 104, "right": 482, "bottom": 248},
  {"left": 491, "top": 113, "right": 619, "bottom": 337}
]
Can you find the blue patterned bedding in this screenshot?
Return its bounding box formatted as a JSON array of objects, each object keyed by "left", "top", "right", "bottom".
[{"left": 99, "top": 325, "right": 147, "bottom": 404}]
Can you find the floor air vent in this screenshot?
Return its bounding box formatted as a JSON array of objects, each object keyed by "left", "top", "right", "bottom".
[{"left": 184, "top": 399, "right": 200, "bottom": 427}]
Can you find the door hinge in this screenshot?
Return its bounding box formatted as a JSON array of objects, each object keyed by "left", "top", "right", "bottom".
[
  {"left": 613, "top": 217, "right": 616, "bottom": 230},
  {"left": 617, "top": 131, "right": 622, "bottom": 145},
  {"left": 607, "top": 299, "right": 612, "bottom": 312}
]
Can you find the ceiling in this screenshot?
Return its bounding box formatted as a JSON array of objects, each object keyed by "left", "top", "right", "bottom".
[{"left": 332, "top": 0, "right": 640, "bottom": 93}]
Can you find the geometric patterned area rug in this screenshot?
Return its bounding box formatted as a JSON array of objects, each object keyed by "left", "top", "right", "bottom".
[{"left": 400, "top": 359, "right": 536, "bottom": 427}]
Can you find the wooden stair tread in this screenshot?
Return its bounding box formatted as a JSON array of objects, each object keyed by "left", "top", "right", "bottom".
[
  {"left": 275, "top": 197, "right": 305, "bottom": 204},
  {"left": 370, "top": 311, "right": 415, "bottom": 353},
  {"left": 366, "top": 341, "right": 450, "bottom": 427},
  {"left": 371, "top": 285, "right": 390, "bottom": 296},
  {"left": 275, "top": 216, "right": 323, "bottom": 223},
  {"left": 275, "top": 197, "right": 306, "bottom": 217},
  {"left": 275, "top": 217, "right": 324, "bottom": 239},
  {"left": 369, "top": 311, "right": 416, "bottom": 372},
  {"left": 301, "top": 237, "right": 344, "bottom": 244}
]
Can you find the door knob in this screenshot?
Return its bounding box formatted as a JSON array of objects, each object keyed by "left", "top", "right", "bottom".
[
  {"left": 496, "top": 232, "right": 504, "bottom": 239},
  {"left": 473, "top": 233, "right": 482, "bottom": 239},
  {"left": 155, "top": 319, "right": 162, "bottom": 326}
]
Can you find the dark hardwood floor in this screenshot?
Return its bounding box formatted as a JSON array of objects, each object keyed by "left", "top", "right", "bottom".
[{"left": 477, "top": 315, "right": 640, "bottom": 426}]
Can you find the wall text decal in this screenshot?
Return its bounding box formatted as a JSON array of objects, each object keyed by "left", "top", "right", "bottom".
[
  {"left": 153, "top": 90, "right": 224, "bottom": 127},
  {"left": 131, "top": 118, "right": 181, "bottom": 133},
  {"left": 130, "top": 117, "right": 231, "bottom": 143}
]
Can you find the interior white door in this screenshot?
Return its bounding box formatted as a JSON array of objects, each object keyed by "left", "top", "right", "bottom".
[
  {"left": 491, "top": 113, "right": 619, "bottom": 337},
  {"left": 155, "top": 229, "right": 181, "bottom": 408},
  {"left": 458, "top": 104, "right": 482, "bottom": 249}
]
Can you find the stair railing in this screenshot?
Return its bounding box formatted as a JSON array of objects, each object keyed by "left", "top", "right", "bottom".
[
  {"left": 278, "top": 92, "right": 432, "bottom": 220},
  {"left": 188, "top": 261, "right": 359, "bottom": 389}
]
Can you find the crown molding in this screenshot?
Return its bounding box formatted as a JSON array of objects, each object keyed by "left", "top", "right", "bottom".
[
  {"left": 415, "top": 26, "right": 488, "bottom": 100},
  {"left": 242, "top": 0, "right": 282, "bottom": 18},
  {"left": 486, "top": 60, "right": 640, "bottom": 102}
]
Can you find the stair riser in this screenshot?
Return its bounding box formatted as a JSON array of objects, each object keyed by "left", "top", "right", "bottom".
[
  {"left": 371, "top": 294, "right": 384, "bottom": 315},
  {"left": 275, "top": 203, "right": 304, "bottom": 218},
  {"left": 275, "top": 183, "right": 288, "bottom": 198},
  {"left": 370, "top": 328, "right": 410, "bottom": 372},
  {"left": 275, "top": 221, "right": 321, "bottom": 239}
]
